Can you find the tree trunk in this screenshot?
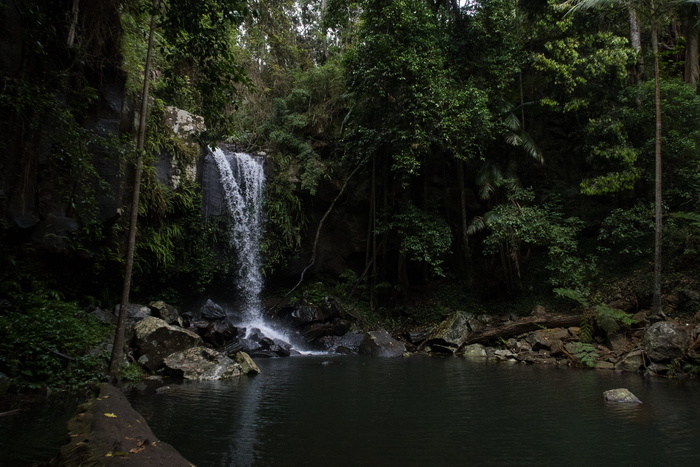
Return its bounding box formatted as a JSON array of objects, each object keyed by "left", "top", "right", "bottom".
[
  {"left": 459, "top": 313, "right": 582, "bottom": 347},
  {"left": 652, "top": 26, "right": 664, "bottom": 318},
  {"left": 67, "top": 0, "right": 80, "bottom": 48},
  {"left": 628, "top": 8, "right": 644, "bottom": 82},
  {"left": 684, "top": 7, "right": 699, "bottom": 85},
  {"left": 109, "top": 7, "right": 158, "bottom": 376}
]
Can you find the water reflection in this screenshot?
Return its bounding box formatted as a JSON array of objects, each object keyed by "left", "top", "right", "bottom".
[{"left": 127, "top": 356, "right": 700, "bottom": 466}]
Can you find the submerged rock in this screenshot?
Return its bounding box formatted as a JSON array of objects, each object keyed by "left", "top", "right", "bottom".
[
  {"left": 603, "top": 388, "right": 642, "bottom": 404},
  {"left": 134, "top": 317, "right": 203, "bottom": 372},
  {"left": 163, "top": 347, "right": 243, "bottom": 380},
  {"left": 359, "top": 329, "right": 406, "bottom": 357}
]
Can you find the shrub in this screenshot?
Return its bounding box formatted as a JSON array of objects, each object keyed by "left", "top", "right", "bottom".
[{"left": 0, "top": 293, "right": 111, "bottom": 389}]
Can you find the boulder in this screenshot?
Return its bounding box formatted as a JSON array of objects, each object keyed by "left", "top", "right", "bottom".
[
  {"left": 200, "top": 299, "right": 227, "bottom": 321},
  {"left": 615, "top": 349, "right": 645, "bottom": 373},
  {"left": 116, "top": 303, "right": 151, "bottom": 322},
  {"left": 642, "top": 321, "right": 691, "bottom": 362},
  {"left": 163, "top": 347, "right": 242, "bottom": 380},
  {"left": 603, "top": 388, "right": 642, "bottom": 404},
  {"left": 89, "top": 307, "right": 116, "bottom": 325},
  {"left": 134, "top": 317, "right": 203, "bottom": 372},
  {"left": 149, "top": 301, "right": 181, "bottom": 325},
  {"left": 458, "top": 343, "right": 488, "bottom": 359},
  {"left": 595, "top": 361, "right": 615, "bottom": 370},
  {"left": 359, "top": 329, "right": 406, "bottom": 357},
  {"left": 526, "top": 328, "right": 570, "bottom": 351},
  {"left": 290, "top": 305, "right": 326, "bottom": 325},
  {"left": 427, "top": 311, "right": 479, "bottom": 349},
  {"left": 316, "top": 332, "right": 365, "bottom": 354},
  {"left": 301, "top": 318, "right": 351, "bottom": 342},
  {"left": 233, "top": 351, "right": 262, "bottom": 375}
]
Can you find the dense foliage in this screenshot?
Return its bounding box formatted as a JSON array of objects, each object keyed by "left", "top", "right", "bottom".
[{"left": 2, "top": 0, "right": 700, "bottom": 386}]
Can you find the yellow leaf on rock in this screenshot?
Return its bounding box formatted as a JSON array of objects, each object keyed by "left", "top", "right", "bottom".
[{"left": 103, "top": 413, "right": 117, "bottom": 418}]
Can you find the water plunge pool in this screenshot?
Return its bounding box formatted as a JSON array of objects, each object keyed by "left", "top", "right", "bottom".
[{"left": 127, "top": 355, "right": 700, "bottom": 466}]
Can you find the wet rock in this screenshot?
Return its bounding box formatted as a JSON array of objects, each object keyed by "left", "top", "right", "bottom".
[
  {"left": 527, "top": 328, "right": 569, "bottom": 352},
  {"left": 615, "top": 349, "right": 645, "bottom": 372},
  {"left": 405, "top": 328, "right": 433, "bottom": 345},
  {"left": 200, "top": 319, "right": 239, "bottom": 348},
  {"left": 646, "top": 362, "right": 671, "bottom": 376},
  {"left": 427, "top": 311, "right": 479, "bottom": 349},
  {"left": 458, "top": 343, "right": 488, "bottom": 359},
  {"left": 116, "top": 303, "right": 152, "bottom": 322},
  {"left": 603, "top": 388, "right": 642, "bottom": 404},
  {"left": 494, "top": 349, "right": 517, "bottom": 361},
  {"left": 301, "top": 319, "right": 351, "bottom": 342},
  {"left": 89, "top": 307, "right": 116, "bottom": 325},
  {"left": 134, "top": 317, "right": 203, "bottom": 372},
  {"left": 595, "top": 361, "right": 615, "bottom": 370},
  {"left": 290, "top": 305, "right": 326, "bottom": 325},
  {"left": 163, "top": 347, "right": 242, "bottom": 380},
  {"left": 233, "top": 351, "right": 261, "bottom": 375},
  {"left": 150, "top": 301, "right": 181, "bottom": 325},
  {"left": 317, "top": 332, "right": 365, "bottom": 354},
  {"left": 200, "top": 299, "right": 227, "bottom": 321},
  {"left": 359, "top": 329, "right": 406, "bottom": 357},
  {"left": 642, "top": 321, "right": 691, "bottom": 362}
]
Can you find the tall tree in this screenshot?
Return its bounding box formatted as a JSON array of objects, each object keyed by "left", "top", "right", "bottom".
[
  {"left": 109, "top": 0, "right": 159, "bottom": 376},
  {"left": 562, "top": 0, "right": 692, "bottom": 318}
]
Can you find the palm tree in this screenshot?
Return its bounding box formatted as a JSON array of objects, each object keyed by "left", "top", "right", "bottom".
[{"left": 561, "top": 0, "right": 693, "bottom": 318}]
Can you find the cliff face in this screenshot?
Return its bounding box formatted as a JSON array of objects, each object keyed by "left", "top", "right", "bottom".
[{"left": 0, "top": 1, "right": 128, "bottom": 237}]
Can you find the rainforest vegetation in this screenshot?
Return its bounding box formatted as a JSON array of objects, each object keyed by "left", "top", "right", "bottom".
[{"left": 2, "top": 0, "right": 700, "bottom": 388}]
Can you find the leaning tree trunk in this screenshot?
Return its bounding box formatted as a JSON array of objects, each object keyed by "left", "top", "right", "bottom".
[
  {"left": 651, "top": 26, "right": 664, "bottom": 319},
  {"left": 109, "top": 6, "right": 157, "bottom": 376}
]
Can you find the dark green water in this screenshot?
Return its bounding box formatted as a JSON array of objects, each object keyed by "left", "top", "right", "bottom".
[{"left": 126, "top": 355, "right": 700, "bottom": 466}]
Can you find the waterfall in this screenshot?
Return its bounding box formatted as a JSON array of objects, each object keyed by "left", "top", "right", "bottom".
[
  {"left": 210, "top": 147, "right": 266, "bottom": 322},
  {"left": 210, "top": 146, "right": 303, "bottom": 347}
]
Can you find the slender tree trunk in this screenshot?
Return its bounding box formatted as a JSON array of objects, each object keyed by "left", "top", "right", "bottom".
[
  {"left": 457, "top": 159, "right": 470, "bottom": 276},
  {"left": 629, "top": 8, "right": 644, "bottom": 83},
  {"left": 366, "top": 155, "right": 377, "bottom": 312},
  {"left": 684, "top": 7, "right": 699, "bottom": 85},
  {"left": 651, "top": 26, "right": 664, "bottom": 318},
  {"left": 67, "top": 0, "right": 80, "bottom": 48},
  {"left": 109, "top": 7, "right": 158, "bottom": 376}
]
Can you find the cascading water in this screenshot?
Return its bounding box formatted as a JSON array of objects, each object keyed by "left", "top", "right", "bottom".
[
  {"left": 210, "top": 147, "right": 295, "bottom": 346},
  {"left": 211, "top": 147, "right": 265, "bottom": 321}
]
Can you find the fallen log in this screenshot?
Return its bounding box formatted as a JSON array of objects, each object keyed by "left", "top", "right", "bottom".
[{"left": 458, "top": 312, "right": 582, "bottom": 349}]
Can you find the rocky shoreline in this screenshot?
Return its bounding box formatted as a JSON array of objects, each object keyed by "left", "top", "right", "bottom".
[{"left": 104, "top": 298, "right": 700, "bottom": 379}]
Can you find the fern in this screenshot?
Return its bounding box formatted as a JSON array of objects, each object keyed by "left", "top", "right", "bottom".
[
  {"left": 573, "top": 342, "right": 598, "bottom": 368},
  {"left": 579, "top": 315, "right": 594, "bottom": 343},
  {"left": 594, "top": 304, "right": 636, "bottom": 335}
]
